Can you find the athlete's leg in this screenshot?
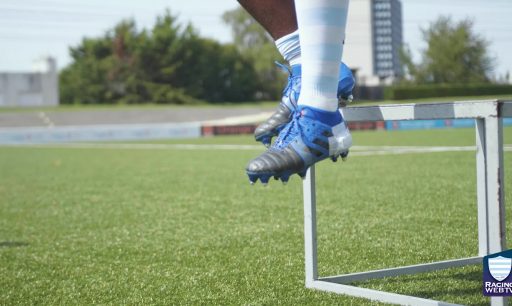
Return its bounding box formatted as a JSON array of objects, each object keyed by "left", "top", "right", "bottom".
[
  {"left": 296, "top": 0, "right": 349, "bottom": 111},
  {"left": 246, "top": 0, "right": 352, "bottom": 185},
  {"left": 238, "top": 0, "right": 354, "bottom": 146},
  {"left": 237, "top": 0, "right": 297, "bottom": 40}
]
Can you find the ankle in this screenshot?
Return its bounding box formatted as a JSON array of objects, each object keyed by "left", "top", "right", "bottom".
[
  {"left": 275, "top": 30, "right": 301, "bottom": 67},
  {"left": 298, "top": 106, "right": 342, "bottom": 126}
]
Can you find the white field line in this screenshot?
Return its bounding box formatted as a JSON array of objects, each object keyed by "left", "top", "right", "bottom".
[{"left": 3, "top": 142, "right": 512, "bottom": 156}]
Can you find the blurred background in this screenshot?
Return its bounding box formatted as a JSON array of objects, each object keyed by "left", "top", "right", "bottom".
[
  {"left": 0, "top": 0, "right": 511, "bottom": 139},
  {"left": 1, "top": 0, "right": 511, "bottom": 105}
]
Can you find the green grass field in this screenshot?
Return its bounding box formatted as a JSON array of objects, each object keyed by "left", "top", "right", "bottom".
[{"left": 1, "top": 128, "right": 512, "bottom": 305}]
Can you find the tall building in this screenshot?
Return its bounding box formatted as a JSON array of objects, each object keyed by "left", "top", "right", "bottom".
[{"left": 344, "top": 0, "right": 403, "bottom": 86}]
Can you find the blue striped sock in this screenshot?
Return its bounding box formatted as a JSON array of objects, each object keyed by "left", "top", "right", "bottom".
[
  {"left": 295, "top": 0, "right": 349, "bottom": 112},
  {"left": 275, "top": 30, "right": 301, "bottom": 66}
]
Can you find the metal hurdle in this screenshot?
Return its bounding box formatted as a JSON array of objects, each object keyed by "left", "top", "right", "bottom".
[{"left": 303, "top": 100, "right": 512, "bottom": 306}]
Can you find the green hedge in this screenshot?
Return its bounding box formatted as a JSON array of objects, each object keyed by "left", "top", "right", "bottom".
[{"left": 384, "top": 84, "right": 512, "bottom": 100}]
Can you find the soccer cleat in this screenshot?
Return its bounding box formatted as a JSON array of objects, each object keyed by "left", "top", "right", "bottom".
[
  {"left": 247, "top": 105, "right": 352, "bottom": 184},
  {"left": 254, "top": 62, "right": 355, "bottom": 147}
]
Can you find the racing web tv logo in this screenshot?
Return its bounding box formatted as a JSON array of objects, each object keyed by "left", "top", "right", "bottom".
[{"left": 484, "top": 250, "right": 512, "bottom": 296}]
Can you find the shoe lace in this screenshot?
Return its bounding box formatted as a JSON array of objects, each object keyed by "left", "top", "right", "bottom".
[
  {"left": 272, "top": 110, "right": 304, "bottom": 151},
  {"left": 275, "top": 62, "right": 299, "bottom": 103}
]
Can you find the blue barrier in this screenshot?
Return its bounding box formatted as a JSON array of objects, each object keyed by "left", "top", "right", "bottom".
[
  {"left": 1, "top": 118, "right": 511, "bottom": 144},
  {"left": 0, "top": 123, "right": 202, "bottom": 144},
  {"left": 386, "top": 118, "right": 512, "bottom": 131}
]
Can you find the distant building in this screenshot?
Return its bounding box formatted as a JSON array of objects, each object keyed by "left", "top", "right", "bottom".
[
  {"left": 0, "top": 57, "right": 59, "bottom": 107},
  {"left": 344, "top": 0, "right": 403, "bottom": 86}
]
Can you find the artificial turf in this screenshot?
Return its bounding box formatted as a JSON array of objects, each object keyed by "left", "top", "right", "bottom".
[{"left": 1, "top": 128, "right": 511, "bottom": 305}]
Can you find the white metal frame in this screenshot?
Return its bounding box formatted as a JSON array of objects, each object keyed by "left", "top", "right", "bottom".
[{"left": 303, "top": 100, "right": 511, "bottom": 306}]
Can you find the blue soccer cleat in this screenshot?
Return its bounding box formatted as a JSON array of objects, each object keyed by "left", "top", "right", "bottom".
[
  {"left": 247, "top": 105, "right": 352, "bottom": 185},
  {"left": 254, "top": 62, "right": 355, "bottom": 147}
]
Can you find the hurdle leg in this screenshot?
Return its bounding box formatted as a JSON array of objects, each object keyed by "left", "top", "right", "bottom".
[
  {"left": 484, "top": 116, "right": 506, "bottom": 254},
  {"left": 476, "top": 119, "right": 490, "bottom": 256},
  {"left": 486, "top": 117, "right": 507, "bottom": 306},
  {"left": 303, "top": 165, "right": 318, "bottom": 286},
  {"left": 477, "top": 117, "right": 507, "bottom": 306}
]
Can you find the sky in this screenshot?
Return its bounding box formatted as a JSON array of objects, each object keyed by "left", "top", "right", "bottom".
[{"left": 0, "top": 0, "right": 511, "bottom": 79}]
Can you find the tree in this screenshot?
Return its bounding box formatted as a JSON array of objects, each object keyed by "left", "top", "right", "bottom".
[
  {"left": 60, "top": 10, "right": 260, "bottom": 104},
  {"left": 401, "top": 16, "right": 494, "bottom": 84},
  {"left": 222, "top": 7, "right": 285, "bottom": 100}
]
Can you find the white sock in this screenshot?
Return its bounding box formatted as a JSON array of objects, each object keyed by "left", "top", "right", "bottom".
[
  {"left": 295, "top": 0, "right": 350, "bottom": 112},
  {"left": 275, "top": 30, "right": 301, "bottom": 66}
]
